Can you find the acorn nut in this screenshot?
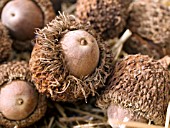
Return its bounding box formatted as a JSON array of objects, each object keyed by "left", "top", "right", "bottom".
[
  {"left": 1, "top": 0, "right": 44, "bottom": 41},
  {"left": 0, "top": 0, "right": 56, "bottom": 51},
  {"left": 60, "top": 29, "right": 100, "bottom": 78},
  {"left": 29, "top": 13, "right": 113, "bottom": 102},
  {"left": 0, "top": 80, "right": 38, "bottom": 120}
]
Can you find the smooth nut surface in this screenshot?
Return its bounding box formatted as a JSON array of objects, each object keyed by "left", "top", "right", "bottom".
[
  {"left": 1, "top": 0, "right": 44, "bottom": 41},
  {"left": 60, "top": 30, "right": 100, "bottom": 78},
  {"left": 0, "top": 80, "right": 38, "bottom": 120},
  {"left": 107, "top": 104, "right": 148, "bottom": 128}
]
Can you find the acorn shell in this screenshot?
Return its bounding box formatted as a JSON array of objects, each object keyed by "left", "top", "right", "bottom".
[
  {"left": 96, "top": 54, "right": 170, "bottom": 125},
  {"left": 76, "top": 0, "right": 133, "bottom": 40},
  {"left": 29, "top": 13, "right": 113, "bottom": 102},
  {"left": 0, "top": 0, "right": 56, "bottom": 51},
  {"left": 0, "top": 21, "right": 12, "bottom": 63},
  {"left": 0, "top": 61, "right": 47, "bottom": 128},
  {"left": 125, "top": 0, "right": 170, "bottom": 58}
]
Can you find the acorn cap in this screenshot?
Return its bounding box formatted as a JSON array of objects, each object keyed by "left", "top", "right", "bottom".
[
  {"left": 126, "top": 0, "right": 170, "bottom": 57},
  {"left": 0, "top": 21, "right": 12, "bottom": 63},
  {"left": 96, "top": 54, "right": 170, "bottom": 125},
  {"left": 76, "top": 0, "right": 133, "bottom": 40},
  {"left": 123, "top": 34, "right": 164, "bottom": 59},
  {"left": 29, "top": 13, "right": 113, "bottom": 102},
  {"left": 0, "top": 61, "right": 47, "bottom": 128},
  {"left": 0, "top": 0, "right": 56, "bottom": 51}
]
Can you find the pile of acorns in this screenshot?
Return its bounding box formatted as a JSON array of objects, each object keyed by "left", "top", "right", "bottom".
[{"left": 0, "top": 0, "right": 170, "bottom": 128}]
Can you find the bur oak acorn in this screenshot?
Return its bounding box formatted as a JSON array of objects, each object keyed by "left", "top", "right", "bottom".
[
  {"left": 76, "top": 0, "right": 133, "bottom": 40},
  {"left": 124, "top": 0, "right": 170, "bottom": 59},
  {"left": 96, "top": 54, "right": 170, "bottom": 127},
  {"left": 0, "top": 61, "right": 47, "bottom": 128},
  {"left": 29, "top": 13, "right": 113, "bottom": 102}
]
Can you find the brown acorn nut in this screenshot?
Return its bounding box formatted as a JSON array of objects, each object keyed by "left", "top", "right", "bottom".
[
  {"left": 60, "top": 29, "right": 100, "bottom": 78},
  {"left": 0, "top": 0, "right": 56, "bottom": 51},
  {"left": 0, "top": 80, "right": 38, "bottom": 120},
  {"left": 0, "top": 21, "right": 12, "bottom": 63},
  {"left": 1, "top": 0, "right": 44, "bottom": 41},
  {"left": 76, "top": 0, "right": 133, "bottom": 40},
  {"left": 124, "top": 0, "right": 170, "bottom": 59},
  {"left": 29, "top": 13, "right": 113, "bottom": 102},
  {"left": 0, "top": 61, "right": 47, "bottom": 128},
  {"left": 96, "top": 54, "right": 170, "bottom": 126}
]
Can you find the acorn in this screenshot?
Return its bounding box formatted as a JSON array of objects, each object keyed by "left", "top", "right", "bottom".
[
  {"left": 76, "top": 0, "right": 133, "bottom": 40},
  {"left": 29, "top": 13, "right": 113, "bottom": 102},
  {"left": 0, "top": 0, "right": 56, "bottom": 51},
  {"left": 96, "top": 54, "right": 170, "bottom": 127},
  {"left": 124, "top": 0, "right": 170, "bottom": 59},
  {"left": 0, "top": 61, "right": 47, "bottom": 128},
  {"left": 0, "top": 21, "right": 12, "bottom": 63}
]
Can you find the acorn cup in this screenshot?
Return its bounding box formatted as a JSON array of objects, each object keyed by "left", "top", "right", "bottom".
[
  {"left": 76, "top": 0, "right": 133, "bottom": 40},
  {"left": 96, "top": 54, "right": 170, "bottom": 127},
  {"left": 123, "top": 0, "right": 170, "bottom": 59},
  {"left": 0, "top": 61, "right": 47, "bottom": 128},
  {"left": 0, "top": 21, "right": 12, "bottom": 63},
  {"left": 0, "top": 0, "right": 56, "bottom": 51},
  {"left": 29, "top": 13, "right": 113, "bottom": 102}
]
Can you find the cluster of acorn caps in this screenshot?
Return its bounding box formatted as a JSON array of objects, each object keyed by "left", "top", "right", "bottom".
[{"left": 0, "top": 0, "right": 170, "bottom": 128}]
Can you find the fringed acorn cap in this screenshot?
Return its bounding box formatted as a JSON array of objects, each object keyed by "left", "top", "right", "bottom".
[
  {"left": 0, "top": 0, "right": 56, "bottom": 51},
  {"left": 76, "top": 0, "right": 133, "bottom": 40},
  {"left": 29, "top": 13, "right": 113, "bottom": 102},
  {"left": 0, "top": 21, "right": 12, "bottom": 63},
  {"left": 125, "top": 0, "right": 170, "bottom": 59},
  {"left": 96, "top": 54, "right": 170, "bottom": 125},
  {"left": 0, "top": 61, "right": 47, "bottom": 128}
]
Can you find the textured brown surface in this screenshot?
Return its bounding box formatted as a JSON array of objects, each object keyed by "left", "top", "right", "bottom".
[
  {"left": 0, "top": 0, "right": 56, "bottom": 51},
  {"left": 29, "top": 13, "right": 113, "bottom": 102},
  {"left": 0, "top": 22, "right": 12, "bottom": 63},
  {"left": 123, "top": 34, "right": 164, "bottom": 59},
  {"left": 0, "top": 61, "right": 47, "bottom": 128},
  {"left": 126, "top": 0, "right": 170, "bottom": 58},
  {"left": 76, "top": 0, "right": 133, "bottom": 40},
  {"left": 97, "top": 54, "right": 170, "bottom": 125}
]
